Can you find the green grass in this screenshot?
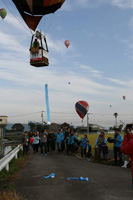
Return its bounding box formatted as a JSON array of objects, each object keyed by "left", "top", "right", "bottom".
[{"left": 0, "top": 150, "right": 28, "bottom": 190}]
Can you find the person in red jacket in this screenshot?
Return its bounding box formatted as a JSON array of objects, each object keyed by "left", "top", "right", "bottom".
[{"left": 121, "top": 124, "right": 133, "bottom": 187}]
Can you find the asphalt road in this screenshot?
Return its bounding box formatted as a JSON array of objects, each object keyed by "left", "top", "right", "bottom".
[{"left": 15, "top": 151, "right": 133, "bottom": 200}]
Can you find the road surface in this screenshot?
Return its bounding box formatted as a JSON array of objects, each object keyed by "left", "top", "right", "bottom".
[{"left": 15, "top": 151, "right": 133, "bottom": 200}]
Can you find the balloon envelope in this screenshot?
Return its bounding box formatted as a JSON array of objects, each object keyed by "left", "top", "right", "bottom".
[
  {"left": 0, "top": 9, "right": 7, "bottom": 19},
  {"left": 75, "top": 100, "right": 89, "bottom": 119},
  {"left": 123, "top": 96, "right": 126, "bottom": 100},
  {"left": 64, "top": 40, "right": 70, "bottom": 48},
  {"left": 12, "top": 0, "right": 65, "bottom": 31}
]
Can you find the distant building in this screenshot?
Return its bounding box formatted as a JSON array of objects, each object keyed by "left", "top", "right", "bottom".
[
  {"left": 77, "top": 124, "right": 104, "bottom": 134},
  {"left": 0, "top": 116, "right": 8, "bottom": 139},
  {"left": 49, "top": 123, "right": 61, "bottom": 131},
  {"left": 89, "top": 124, "right": 104, "bottom": 132}
]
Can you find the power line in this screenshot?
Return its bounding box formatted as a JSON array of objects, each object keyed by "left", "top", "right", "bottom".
[
  {"left": 9, "top": 111, "right": 43, "bottom": 118},
  {"left": 8, "top": 109, "right": 133, "bottom": 120},
  {"left": 2, "top": 0, "right": 33, "bottom": 35}
]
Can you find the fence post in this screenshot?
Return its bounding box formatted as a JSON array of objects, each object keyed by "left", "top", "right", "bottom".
[
  {"left": 15, "top": 153, "right": 18, "bottom": 159},
  {"left": 5, "top": 163, "right": 9, "bottom": 171}
]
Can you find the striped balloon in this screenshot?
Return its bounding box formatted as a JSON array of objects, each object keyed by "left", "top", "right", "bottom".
[{"left": 75, "top": 100, "right": 89, "bottom": 119}]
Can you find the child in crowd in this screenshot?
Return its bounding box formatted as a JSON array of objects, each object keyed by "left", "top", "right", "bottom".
[
  {"left": 33, "top": 132, "right": 40, "bottom": 154},
  {"left": 80, "top": 135, "right": 88, "bottom": 157},
  {"left": 56, "top": 130, "right": 62, "bottom": 152},
  {"left": 85, "top": 140, "right": 92, "bottom": 161},
  {"left": 22, "top": 131, "right": 29, "bottom": 155},
  {"left": 67, "top": 133, "right": 73, "bottom": 154}
]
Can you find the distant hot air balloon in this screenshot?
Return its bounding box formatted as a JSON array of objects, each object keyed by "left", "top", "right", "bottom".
[
  {"left": 123, "top": 96, "right": 126, "bottom": 100},
  {"left": 68, "top": 82, "right": 70, "bottom": 84},
  {"left": 110, "top": 105, "right": 112, "bottom": 108},
  {"left": 64, "top": 40, "right": 70, "bottom": 48},
  {"left": 0, "top": 8, "right": 7, "bottom": 19},
  {"left": 75, "top": 100, "right": 89, "bottom": 120}
]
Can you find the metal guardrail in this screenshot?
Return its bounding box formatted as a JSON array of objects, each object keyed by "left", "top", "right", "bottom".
[{"left": 0, "top": 144, "right": 22, "bottom": 172}]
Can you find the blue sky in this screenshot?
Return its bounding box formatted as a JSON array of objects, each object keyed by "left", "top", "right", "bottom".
[{"left": 1, "top": 0, "right": 133, "bottom": 128}]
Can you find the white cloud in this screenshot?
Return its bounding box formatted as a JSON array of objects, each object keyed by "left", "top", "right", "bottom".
[
  {"left": 76, "top": 0, "right": 91, "bottom": 7},
  {"left": 47, "top": 35, "right": 68, "bottom": 54},
  {"left": 79, "top": 64, "right": 103, "bottom": 78},
  {"left": 62, "top": 0, "right": 101, "bottom": 11},
  {"left": 105, "top": 77, "right": 127, "bottom": 86},
  {"left": 5, "top": 13, "right": 28, "bottom": 32},
  {"left": 0, "top": 31, "right": 28, "bottom": 54},
  {"left": 63, "top": 0, "right": 133, "bottom": 11},
  {"left": 110, "top": 0, "right": 133, "bottom": 9}
]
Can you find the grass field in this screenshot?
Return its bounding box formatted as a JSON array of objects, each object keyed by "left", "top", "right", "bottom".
[
  {"left": 0, "top": 150, "right": 28, "bottom": 189},
  {"left": 79, "top": 133, "right": 124, "bottom": 156}
]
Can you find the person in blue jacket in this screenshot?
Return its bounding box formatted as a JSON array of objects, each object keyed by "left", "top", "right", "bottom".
[
  {"left": 67, "top": 133, "right": 74, "bottom": 154},
  {"left": 60, "top": 129, "right": 65, "bottom": 151},
  {"left": 113, "top": 128, "right": 123, "bottom": 165},
  {"left": 56, "top": 130, "right": 62, "bottom": 152},
  {"left": 80, "top": 135, "right": 88, "bottom": 157},
  {"left": 85, "top": 140, "right": 92, "bottom": 162},
  {"left": 32, "top": 132, "right": 40, "bottom": 154}
]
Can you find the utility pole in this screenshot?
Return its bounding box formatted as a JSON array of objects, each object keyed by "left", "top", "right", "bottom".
[
  {"left": 41, "top": 111, "right": 44, "bottom": 125},
  {"left": 87, "top": 113, "right": 89, "bottom": 134}
]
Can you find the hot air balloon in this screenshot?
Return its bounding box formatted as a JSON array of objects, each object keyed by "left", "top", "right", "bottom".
[
  {"left": 75, "top": 100, "right": 89, "bottom": 120},
  {"left": 12, "top": 0, "right": 65, "bottom": 67},
  {"left": 123, "top": 96, "right": 126, "bottom": 100},
  {"left": 64, "top": 40, "right": 70, "bottom": 48},
  {"left": 0, "top": 8, "right": 7, "bottom": 19},
  {"left": 12, "top": 0, "right": 65, "bottom": 31}
]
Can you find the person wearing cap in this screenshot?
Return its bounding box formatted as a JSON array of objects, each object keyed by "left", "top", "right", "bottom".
[
  {"left": 113, "top": 128, "right": 123, "bottom": 165},
  {"left": 33, "top": 38, "right": 39, "bottom": 48},
  {"left": 95, "top": 130, "right": 107, "bottom": 161}
]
